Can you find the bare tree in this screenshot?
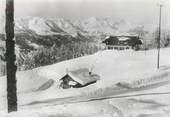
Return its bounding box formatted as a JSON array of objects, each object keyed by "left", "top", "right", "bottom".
[{"left": 5, "top": 0, "right": 18, "bottom": 112}]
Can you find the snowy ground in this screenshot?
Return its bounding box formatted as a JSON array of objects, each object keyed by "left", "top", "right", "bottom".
[{"left": 1, "top": 48, "right": 170, "bottom": 117}]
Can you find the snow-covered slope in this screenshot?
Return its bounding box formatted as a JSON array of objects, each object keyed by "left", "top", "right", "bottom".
[
  {"left": 0, "top": 15, "right": 5, "bottom": 34},
  {"left": 1, "top": 47, "right": 170, "bottom": 117},
  {"left": 0, "top": 16, "right": 155, "bottom": 36},
  {"left": 72, "top": 17, "right": 116, "bottom": 35}
]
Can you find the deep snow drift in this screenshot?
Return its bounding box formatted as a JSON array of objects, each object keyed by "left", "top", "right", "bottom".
[{"left": 1, "top": 47, "right": 170, "bottom": 117}]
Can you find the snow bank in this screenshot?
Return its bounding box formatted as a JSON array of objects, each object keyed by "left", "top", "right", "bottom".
[{"left": 1, "top": 101, "right": 123, "bottom": 117}]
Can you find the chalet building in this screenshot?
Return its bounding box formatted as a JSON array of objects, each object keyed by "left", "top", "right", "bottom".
[
  {"left": 102, "top": 35, "right": 142, "bottom": 50},
  {"left": 59, "top": 68, "right": 100, "bottom": 89}
]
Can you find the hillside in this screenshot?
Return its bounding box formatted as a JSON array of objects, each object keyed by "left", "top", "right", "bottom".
[
  {"left": 1, "top": 47, "right": 170, "bottom": 117},
  {"left": 0, "top": 16, "right": 141, "bottom": 75},
  {"left": 1, "top": 16, "right": 170, "bottom": 77}
]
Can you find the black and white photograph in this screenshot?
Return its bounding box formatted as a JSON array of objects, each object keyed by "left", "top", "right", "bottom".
[{"left": 1, "top": 0, "right": 170, "bottom": 116}]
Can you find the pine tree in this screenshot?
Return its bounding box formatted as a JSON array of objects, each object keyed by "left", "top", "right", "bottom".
[{"left": 5, "top": 0, "right": 18, "bottom": 112}]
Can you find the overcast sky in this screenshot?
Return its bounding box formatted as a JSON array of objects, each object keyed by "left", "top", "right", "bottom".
[{"left": 0, "top": 0, "right": 170, "bottom": 25}]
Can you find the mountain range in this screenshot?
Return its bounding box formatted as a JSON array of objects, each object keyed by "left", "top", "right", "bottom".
[
  {"left": 0, "top": 16, "right": 164, "bottom": 54},
  {"left": 0, "top": 16, "right": 146, "bottom": 36}
]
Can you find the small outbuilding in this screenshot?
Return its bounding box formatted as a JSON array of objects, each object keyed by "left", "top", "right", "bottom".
[{"left": 59, "top": 68, "right": 100, "bottom": 89}]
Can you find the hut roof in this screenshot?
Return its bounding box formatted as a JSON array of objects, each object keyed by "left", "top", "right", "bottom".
[{"left": 61, "top": 68, "right": 100, "bottom": 85}]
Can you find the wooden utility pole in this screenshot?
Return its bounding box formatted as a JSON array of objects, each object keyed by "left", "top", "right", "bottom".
[
  {"left": 157, "top": 4, "right": 163, "bottom": 69},
  {"left": 5, "top": 0, "right": 18, "bottom": 112}
]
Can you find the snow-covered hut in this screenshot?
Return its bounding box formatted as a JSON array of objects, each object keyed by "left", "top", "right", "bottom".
[{"left": 59, "top": 68, "right": 100, "bottom": 89}]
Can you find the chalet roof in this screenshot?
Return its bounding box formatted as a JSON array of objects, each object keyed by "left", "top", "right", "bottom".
[
  {"left": 118, "top": 37, "right": 130, "bottom": 41},
  {"left": 61, "top": 68, "right": 100, "bottom": 85},
  {"left": 104, "top": 35, "right": 141, "bottom": 42},
  {"left": 105, "top": 34, "right": 139, "bottom": 38}
]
